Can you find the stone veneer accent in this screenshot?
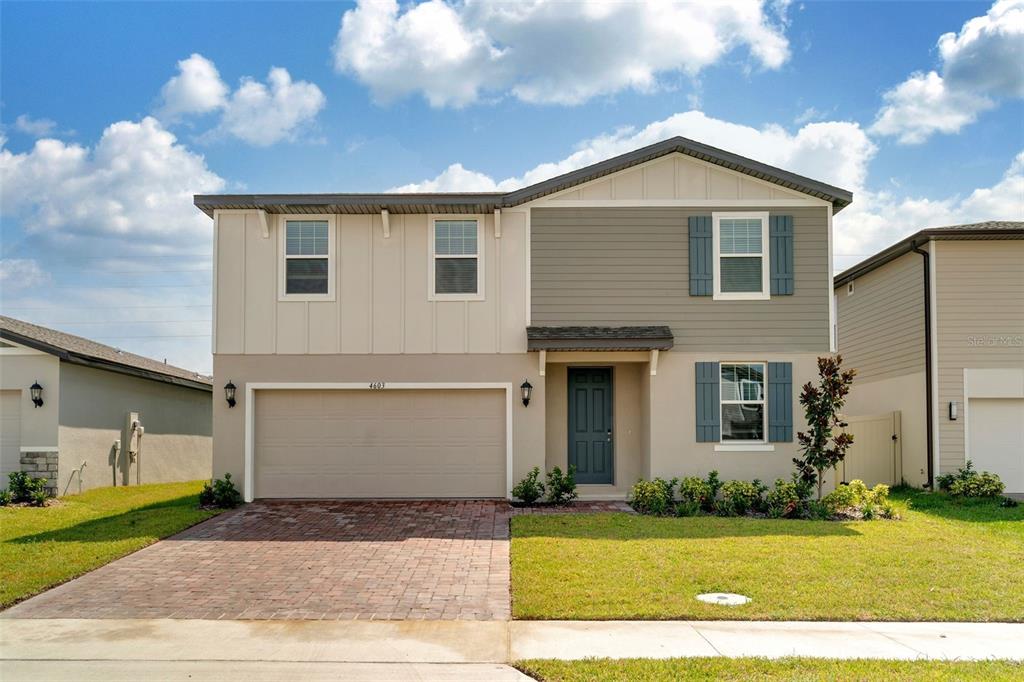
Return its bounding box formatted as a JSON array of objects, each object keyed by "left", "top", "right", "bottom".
[{"left": 20, "top": 450, "right": 59, "bottom": 497}]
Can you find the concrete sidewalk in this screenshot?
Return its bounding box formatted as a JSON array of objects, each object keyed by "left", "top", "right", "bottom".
[{"left": 2, "top": 618, "right": 1022, "bottom": 680}]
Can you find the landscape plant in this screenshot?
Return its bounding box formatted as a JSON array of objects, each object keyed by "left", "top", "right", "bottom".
[
  {"left": 198, "top": 473, "right": 243, "bottom": 509},
  {"left": 545, "top": 465, "right": 578, "bottom": 505},
  {"left": 717, "top": 479, "right": 766, "bottom": 516},
  {"left": 512, "top": 467, "right": 546, "bottom": 505},
  {"left": 765, "top": 476, "right": 807, "bottom": 518},
  {"left": 677, "top": 475, "right": 714, "bottom": 511},
  {"left": 793, "top": 355, "right": 857, "bottom": 499},
  {"left": 937, "top": 462, "right": 1005, "bottom": 499},
  {"left": 629, "top": 477, "right": 677, "bottom": 516},
  {"left": 822, "top": 479, "right": 897, "bottom": 519},
  {"left": 5, "top": 472, "right": 49, "bottom": 507}
]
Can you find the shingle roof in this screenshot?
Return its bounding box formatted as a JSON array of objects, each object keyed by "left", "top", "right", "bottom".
[
  {"left": 0, "top": 316, "right": 212, "bottom": 391},
  {"left": 195, "top": 136, "right": 854, "bottom": 217},
  {"left": 527, "top": 326, "right": 674, "bottom": 351},
  {"left": 834, "top": 221, "right": 1024, "bottom": 286}
]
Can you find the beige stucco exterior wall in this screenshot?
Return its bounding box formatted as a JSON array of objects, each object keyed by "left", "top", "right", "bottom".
[
  {"left": 0, "top": 349, "right": 60, "bottom": 450},
  {"left": 57, "top": 363, "right": 212, "bottom": 493},
  {"left": 214, "top": 353, "right": 545, "bottom": 496},
  {"left": 214, "top": 210, "right": 529, "bottom": 357},
  {"left": 934, "top": 239, "right": 1024, "bottom": 473},
  {"left": 544, "top": 360, "right": 646, "bottom": 497}
]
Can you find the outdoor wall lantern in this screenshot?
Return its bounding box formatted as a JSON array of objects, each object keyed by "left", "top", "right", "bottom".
[
  {"left": 224, "top": 381, "right": 237, "bottom": 408},
  {"left": 520, "top": 380, "right": 533, "bottom": 407},
  {"left": 949, "top": 400, "right": 958, "bottom": 421},
  {"left": 29, "top": 381, "right": 43, "bottom": 408}
]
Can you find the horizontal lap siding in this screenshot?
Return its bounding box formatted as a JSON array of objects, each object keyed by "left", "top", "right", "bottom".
[
  {"left": 835, "top": 252, "right": 925, "bottom": 381},
  {"left": 935, "top": 240, "right": 1024, "bottom": 473},
  {"left": 531, "top": 207, "right": 830, "bottom": 352}
]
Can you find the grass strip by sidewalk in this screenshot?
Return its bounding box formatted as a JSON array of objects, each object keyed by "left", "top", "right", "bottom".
[
  {"left": 516, "top": 657, "right": 1024, "bottom": 682},
  {"left": 511, "top": 489, "right": 1024, "bottom": 621},
  {"left": 1, "top": 481, "right": 222, "bottom": 608}
]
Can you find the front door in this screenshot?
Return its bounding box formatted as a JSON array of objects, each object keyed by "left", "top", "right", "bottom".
[{"left": 567, "top": 367, "right": 614, "bottom": 485}]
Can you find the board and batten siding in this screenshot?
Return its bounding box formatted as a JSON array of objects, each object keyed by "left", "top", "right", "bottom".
[
  {"left": 214, "top": 211, "right": 529, "bottom": 355},
  {"left": 530, "top": 206, "right": 830, "bottom": 352},
  {"left": 836, "top": 251, "right": 925, "bottom": 381},
  {"left": 934, "top": 239, "right": 1024, "bottom": 473}
]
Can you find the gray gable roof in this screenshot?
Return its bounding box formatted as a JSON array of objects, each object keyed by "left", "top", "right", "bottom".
[
  {"left": 834, "top": 221, "right": 1024, "bottom": 286},
  {"left": 0, "top": 316, "right": 212, "bottom": 391},
  {"left": 195, "top": 136, "right": 854, "bottom": 217}
]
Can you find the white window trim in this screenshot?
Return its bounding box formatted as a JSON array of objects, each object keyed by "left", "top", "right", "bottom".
[
  {"left": 719, "top": 361, "right": 768, "bottom": 445},
  {"left": 278, "top": 214, "right": 337, "bottom": 302},
  {"left": 428, "top": 214, "right": 485, "bottom": 302},
  {"left": 712, "top": 211, "right": 770, "bottom": 301}
]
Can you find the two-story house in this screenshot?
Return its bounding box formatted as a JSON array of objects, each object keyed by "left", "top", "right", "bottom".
[
  {"left": 835, "top": 222, "right": 1024, "bottom": 495},
  {"left": 195, "top": 137, "right": 853, "bottom": 502}
]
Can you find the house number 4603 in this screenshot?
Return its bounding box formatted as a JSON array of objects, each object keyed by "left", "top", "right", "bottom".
[{"left": 368, "top": 382, "right": 386, "bottom": 390}]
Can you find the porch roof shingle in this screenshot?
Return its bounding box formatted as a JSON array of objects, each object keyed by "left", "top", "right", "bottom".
[{"left": 527, "top": 326, "right": 674, "bottom": 352}]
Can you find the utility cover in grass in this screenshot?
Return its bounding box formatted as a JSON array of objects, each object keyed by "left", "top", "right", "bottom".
[{"left": 696, "top": 592, "right": 751, "bottom": 606}]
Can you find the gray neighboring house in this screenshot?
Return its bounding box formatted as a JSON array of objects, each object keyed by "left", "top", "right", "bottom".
[
  {"left": 197, "top": 136, "right": 859, "bottom": 502},
  {"left": 835, "top": 222, "right": 1024, "bottom": 494},
  {"left": 0, "top": 316, "right": 213, "bottom": 496}
]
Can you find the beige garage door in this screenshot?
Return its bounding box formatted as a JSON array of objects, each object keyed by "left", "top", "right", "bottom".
[
  {"left": 969, "top": 398, "right": 1024, "bottom": 494},
  {"left": 254, "top": 389, "right": 506, "bottom": 498},
  {"left": 0, "top": 390, "right": 21, "bottom": 479}
]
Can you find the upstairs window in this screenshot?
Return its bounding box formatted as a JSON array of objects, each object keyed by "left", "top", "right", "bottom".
[
  {"left": 713, "top": 212, "right": 769, "bottom": 300},
  {"left": 720, "top": 363, "right": 766, "bottom": 442},
  {"left": 281, "top": 217, "right": 334, "bottom": 299},
  {"left": 430, "top": 217, "right": 483, "bottom": 300}
]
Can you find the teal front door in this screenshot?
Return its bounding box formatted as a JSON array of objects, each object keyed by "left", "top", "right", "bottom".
[{"left": 567, "top": 367, "right": 614, "bottom": 485}]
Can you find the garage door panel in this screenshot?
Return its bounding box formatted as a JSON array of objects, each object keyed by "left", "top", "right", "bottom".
[
  {"left": 254, "top": 389, "right": 506, "bottom": 498},
  {"left": 969, "top": 398, "right": 1024, "bottom": 494}
]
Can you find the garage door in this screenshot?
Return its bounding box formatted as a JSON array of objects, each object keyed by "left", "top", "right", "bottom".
[
  {"left": 0, "top": 390, "right": 21, "bottom": 479},
  {"left": 254, "top": 388, "right": 506, "bottom": 498},
  {"left": 969, "top": 398, "right": 1024, "bottom": 494}
]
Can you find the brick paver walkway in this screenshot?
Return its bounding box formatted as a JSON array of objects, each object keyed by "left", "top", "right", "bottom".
[{"left": 3, "top": 499, "right": 631, "bottom": 621}]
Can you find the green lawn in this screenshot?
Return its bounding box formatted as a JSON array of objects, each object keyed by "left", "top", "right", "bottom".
[
  {"left": 0, "top": 481, "right": 222, "bottom": 608},
  {"left": 511, "top": 490, "right": 1024, "bottom": 621},
  {"left": 517, "top": 657, "right": 1024, "bottom": 682}
]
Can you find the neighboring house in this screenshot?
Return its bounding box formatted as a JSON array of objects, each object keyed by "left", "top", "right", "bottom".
[
  {"left": 835, "top": 222, "right": 1024, "bottom": 494},
  {"left": 195, "top": 136, "right": 852, "bottom": 502},
  {"left": 0, "top": 316, "right": 213, "bottom": 496}
]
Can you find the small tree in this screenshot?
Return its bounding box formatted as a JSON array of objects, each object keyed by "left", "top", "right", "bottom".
[{"left": 793, "top": 355, "right": 857, "bottom": 500}]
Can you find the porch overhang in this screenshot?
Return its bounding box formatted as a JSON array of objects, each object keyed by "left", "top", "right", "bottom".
[{"left": 526, "top": 326, "right": 674, "bottom": 352}]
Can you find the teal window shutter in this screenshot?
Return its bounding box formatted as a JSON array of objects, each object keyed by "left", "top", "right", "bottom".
[
  {"left": 769, "top": 215, "right": 794, "bottom": 295},
  {"left": 688, "top": 216, "right": 713, "bottom": 296},
  {"left": 695, "top": 362, "right": 720, "bottom": 442},
  {"left": 768, "top": 362, "right": 793, "bottom": 442}
]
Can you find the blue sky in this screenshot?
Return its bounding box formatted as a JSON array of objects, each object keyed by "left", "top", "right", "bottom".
[{"left": 2, "top": 1, "right": 1022, "bottom": 373}]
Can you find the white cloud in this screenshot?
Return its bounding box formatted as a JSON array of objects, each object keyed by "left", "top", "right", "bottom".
[
  {"left": 871, "top": 0, "right": 1023, "bottom": 144},
  {"left": 157, "top": 55, "right": 325, "bottom": 146},
  {"left": 834, "top": 150, "right": 1024, "bottom": 271},
  {"left": 334, "top": 0, "right": 790, "bottom": 107},
  {"left": 218, "top": 68, "right": 326, "bottom": 146},
  {"left": 13, "top": 115, "right": 58, "bottom": 138},
  {"left": 0, "top": 116, "right": 224, "bottom": 249},
  {"left": 393, "top": 110, "right": 874, "bottom": 193},
  {"left": 158, "top": 53, "right": 229, "bottom": 119},
  {"left": 0, "top": 259, "right": 52, "bottom": 291}
]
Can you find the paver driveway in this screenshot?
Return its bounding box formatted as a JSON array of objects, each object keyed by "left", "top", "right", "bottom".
[{"left": 4, "top": 500, "right": 513, "bottom": 621}]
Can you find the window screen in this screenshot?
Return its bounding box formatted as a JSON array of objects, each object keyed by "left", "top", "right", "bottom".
[
  {"left": 285, "top": 220, "right": 329, "bottom": 295},
  {"left": 434, "top": 219, "right": 479, "bottom": 295}
]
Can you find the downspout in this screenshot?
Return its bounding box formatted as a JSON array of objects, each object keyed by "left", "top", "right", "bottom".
[{"left": 910, "top": 240, "right": 934, "bottom": 488}]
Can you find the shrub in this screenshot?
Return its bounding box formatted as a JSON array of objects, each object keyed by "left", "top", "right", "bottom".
[
  {"left": 0, "top": 489, "right": 11, "bottom": 506},
  {"left": 512, "top": 467, "right": 546, "bottom": 505},
  {"left": 765, "top": 477, "right": 803, "bottom": 518},
  {"left": 545, "top": 465, "right": 578, "bottom": 505},
  {"left": 629, "top": 477, "right": 677, "bottom": 516},
  {"left": 705, "top": 470, "right": 722, "bottom": 507},
  {"left": 200, "top": 473, "right": 243, "bottom": 509},
  {"left": 937, "top": 461, "right": 1004, "bottom": 498},
  {"left": 822, "top": 479, "right": 895, "bottom": 520},
  {"left": 677, "top": 476, "right": 712, "bottom": 510},
  {"left": 718, "top": 479, "right": 765, "bottom": 516},
  {"left": 7, "top": 471, "right": 48, "bottom": 505},
  {"left": 675, "top": 499, "right": 701, "bottom": 517}
]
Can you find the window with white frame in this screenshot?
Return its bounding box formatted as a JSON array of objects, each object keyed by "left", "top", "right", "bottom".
[
  {"left": 431, "top": 218, "right": 481, "bottom": 299},
  {"left": 283, "top": 219, "right": 331, "bottom": 297},
  {"left": 713, "top": 212, "right": 769, "bottom": 300},
  {"left": 720, "top": 363, "right": 766, "bottom": 442}
]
